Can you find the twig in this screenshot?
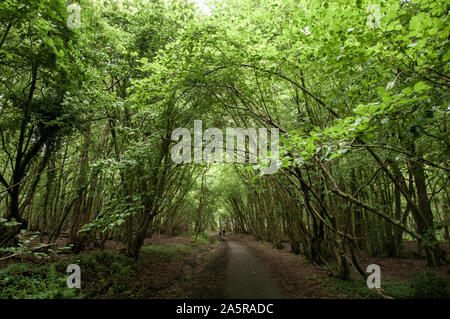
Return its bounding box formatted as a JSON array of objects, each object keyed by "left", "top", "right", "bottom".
[{"left": 0, "top": 243, "right": 55, "bottom": 261}]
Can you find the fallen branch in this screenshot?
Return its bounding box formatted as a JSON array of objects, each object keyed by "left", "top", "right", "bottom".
[{"left": 0, "top": 243, "right": 55, "bottom": 261}]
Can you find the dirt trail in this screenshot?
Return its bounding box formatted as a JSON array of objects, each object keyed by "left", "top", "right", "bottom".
[{"left": 224, "top": 238, "right": 285, "bottom": 299}]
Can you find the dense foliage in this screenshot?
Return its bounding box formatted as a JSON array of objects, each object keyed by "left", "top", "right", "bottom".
[{"left": 0, "top": 0, "right": 448, "bottom": 283}]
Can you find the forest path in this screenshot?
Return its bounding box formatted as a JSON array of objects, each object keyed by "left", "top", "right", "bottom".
[{"left": 223, "top": 238, "right": 285, "bottom": 299}]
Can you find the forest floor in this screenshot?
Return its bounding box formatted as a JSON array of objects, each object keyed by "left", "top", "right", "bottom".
[
  {"left": 0, "top": 232, "right": 228, "bottom": 298},
  {"left": 226, "top": 234, "right": 450, "bottom": 299},
  {"left": 1, "top": 232, "right": 449, "bottom": 299},
  {"left": 96, "top": 233, "right": 229, "bottom": 298}
]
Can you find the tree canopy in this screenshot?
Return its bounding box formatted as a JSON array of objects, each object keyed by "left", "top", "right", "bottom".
[{"left": 0, "top": 0, "right": 448, "bottom": 281}]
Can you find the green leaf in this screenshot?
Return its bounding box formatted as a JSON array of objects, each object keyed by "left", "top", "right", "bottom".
[{"left": 413, "top": 81, "right": 431, "bottom": 93}]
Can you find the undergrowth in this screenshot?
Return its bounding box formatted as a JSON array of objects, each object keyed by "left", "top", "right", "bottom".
[
  {"left": 321, "top": 271, "right": 450, "bottom": 299},
  {"left": 0, "top": 251, "right": 136, "bottom": 299}
]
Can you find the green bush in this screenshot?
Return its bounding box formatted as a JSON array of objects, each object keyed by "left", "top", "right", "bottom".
[
  {"left": 383, "top": 281, "right": 412, "bottom": 299},
  {"left": 195, "top": 231, "right": 211, "bottom": 245},
  {"left": 54, "top": 251, "right": 136, "bottom": 298},
  {"left": 0, "top": 263, "right": 81, "bottom": 299},
  {"left": 410, "top": 271, "right": 450, "bottom": 299},
  {"left": 0, "top": 251, "right": 137, "bottom": 299}
]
